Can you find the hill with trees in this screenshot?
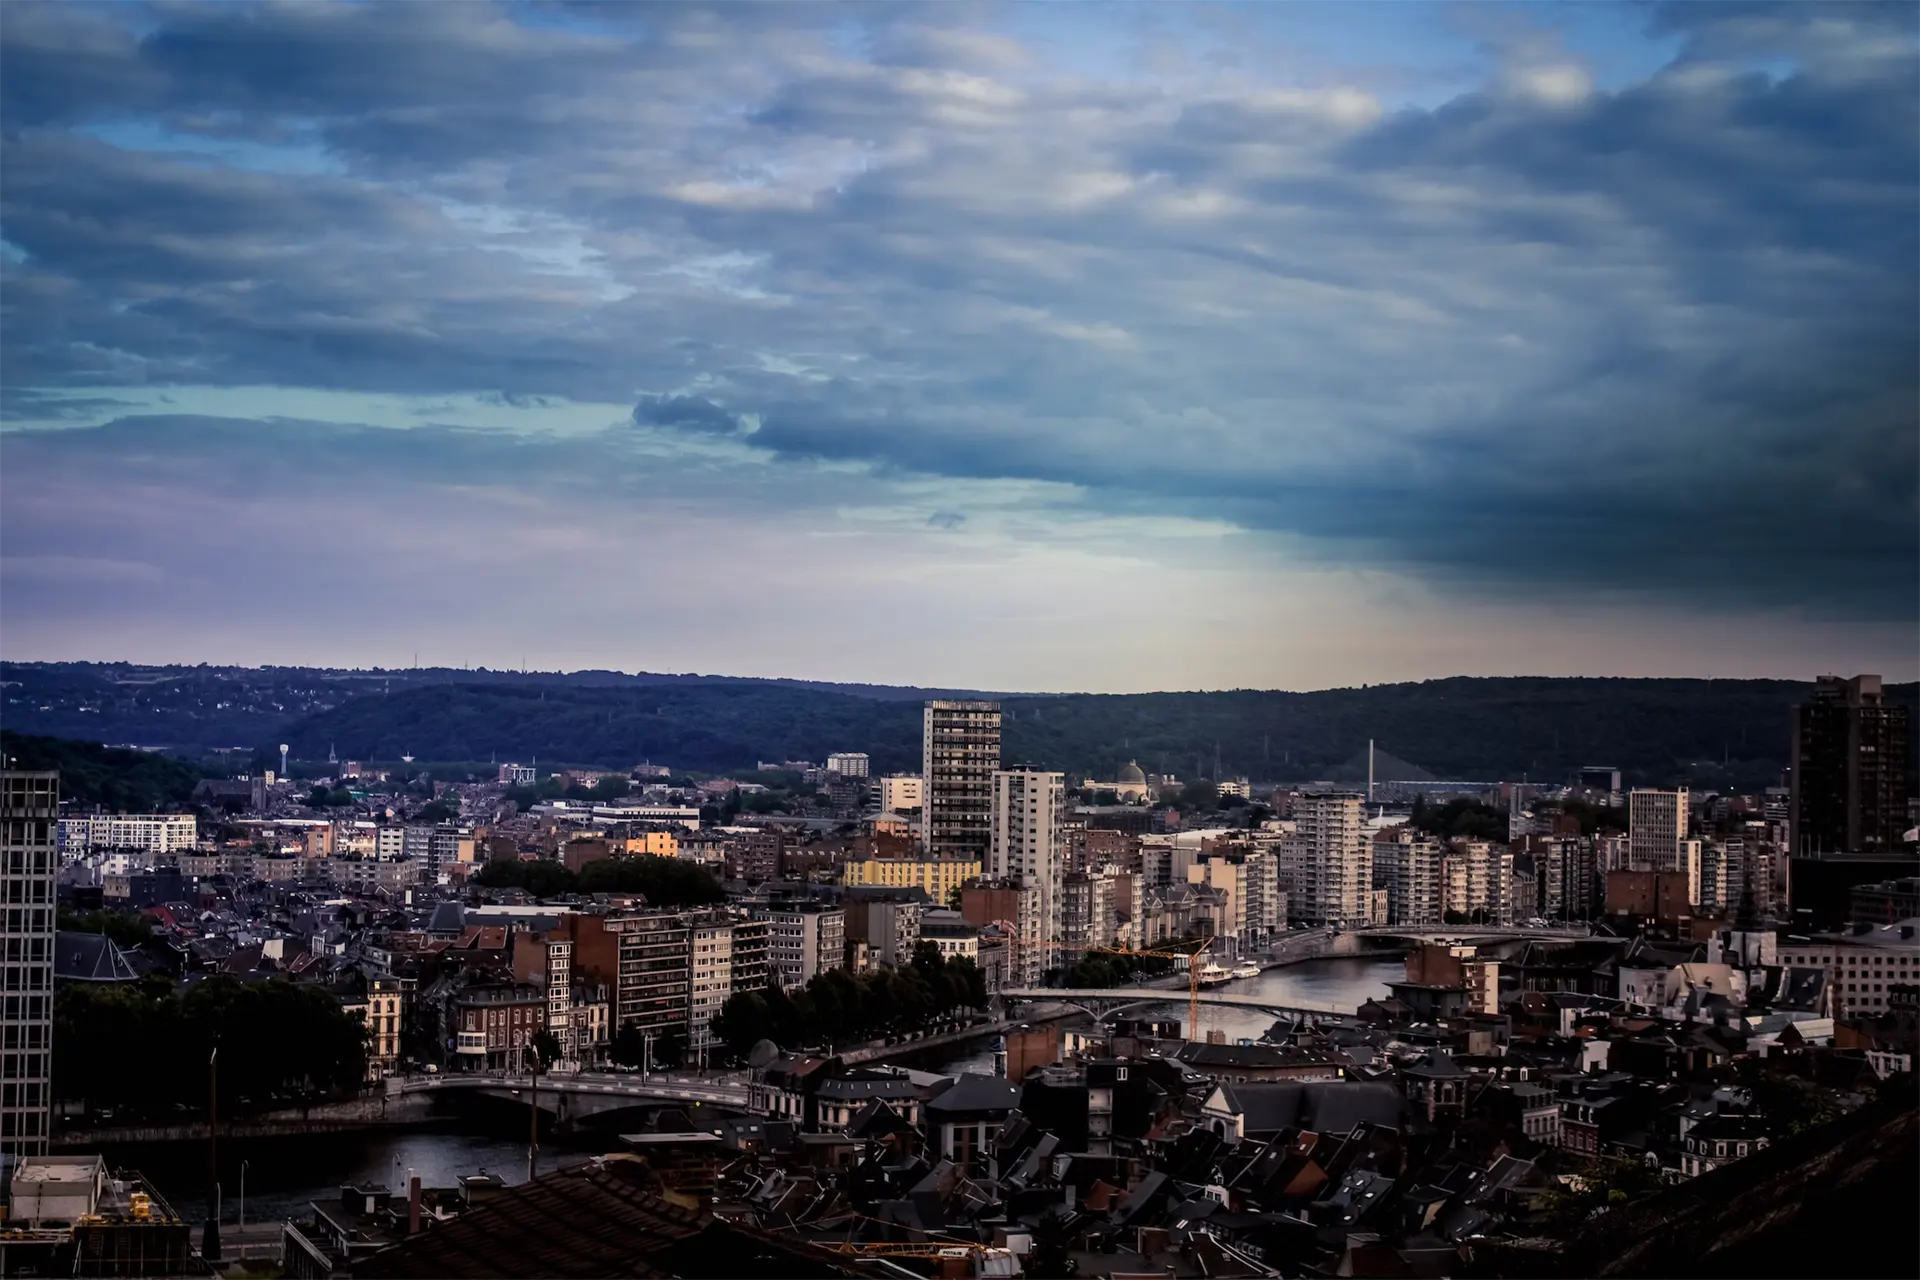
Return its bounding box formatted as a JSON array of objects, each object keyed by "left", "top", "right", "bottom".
[
  {"left": 0, "top": 731, "right": 217, "bottom": 810},
  {"left": 2, "top": 663, "right": 1912, "bottom": 793}
]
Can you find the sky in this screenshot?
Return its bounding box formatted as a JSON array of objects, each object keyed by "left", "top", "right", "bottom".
[{"left": 1, "top": 1, "right": 1915, "bottom": 692}]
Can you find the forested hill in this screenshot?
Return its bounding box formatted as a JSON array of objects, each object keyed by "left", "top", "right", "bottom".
[
  {"left": 3, "top": 663, "right": 1910, "bottom": 792},
  {"left": 250, "top": 676, "right": 1920, "bottom": 790}
]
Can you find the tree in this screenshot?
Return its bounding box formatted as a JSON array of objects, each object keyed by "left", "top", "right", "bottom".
[
  {"left": 610, "top": 1023, "right": 648, "bottom": 1069},
  {"left": 1180, "top": 779, "right": 1220, "bottom": 811},
  {"left": 530, "top": 1030, "right": 564, "bottom": 1072},
  {"left": 592, "top": 774, "right": 632, "bottom": 800},
  {"left": 415, "top": 799, "right": 458, "bottom": 823},
  {"left": 57, "top": 907, "right": 153, "bottom": 948}
]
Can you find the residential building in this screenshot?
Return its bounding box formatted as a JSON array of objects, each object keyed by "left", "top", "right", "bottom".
[
  {"left": 1792, "top": 674, "right": 1912, "bottom": 854},
  {"left": 843, "top": 856, "right": 978, "bottom": 903},
  {"left": 923, "top": 701, "right": 1000, "bottom": 862},
  {"left": 753, "top": 903, "right": 845, "bottom": 990},
  {"left": 450, "top": 983, "right": 545, "bottom": 1073},
  {"left": 991, "top": 767, "right": 1065, "bottom": 984},
  {"left": 919, "top": 909, "right": 981, "bottom": 962},
  {"left": 825, "top": 753, "right": 870, "bottom": 778},
  {"left": 1777, "top": 919, "right": 1920, "bottom": 1018},
  {"left": 0, "top": 771, "right": 56, "bottom": 1162},
  {"left": 1679, "top": 1114, "right": 1771, "bottom": 1179},
  {"left": 687, "top": 913, "right": 733, "bottom": 1059},
  {"left": 875, "top": 774, "right": 924, "bottom": 815},
  {"left": 361, "top": 978, "right": 404, "bottom": 1080},
  {"left": 56, "top": 814, "right": 196, "bottom": 857},
  {"left": 1629, "top": 790, "right": 1691, "bottom": 899},
  {"left": 1289, "top": 791, "right": 1372, "bottom": 926},
  {"left": 1374, "top": 827, "right": 1444, "bottom": 925},
  {"left": 1850, "top": 877, "right": 1920, "bottom": 925}
]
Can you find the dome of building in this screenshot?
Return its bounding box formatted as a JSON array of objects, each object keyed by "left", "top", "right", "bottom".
[{"left": 1118, "top": 760, "right": 1147, "bottom": 785}]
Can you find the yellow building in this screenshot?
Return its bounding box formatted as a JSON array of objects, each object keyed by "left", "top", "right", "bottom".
[
  {"left": 844, "top": 858, "right": 980, "bottom": 902},
  {"left": 624, "top": 830, "right": 679, "bottom": 858}
]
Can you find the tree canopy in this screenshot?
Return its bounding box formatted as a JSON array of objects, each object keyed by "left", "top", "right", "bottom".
[
  {"left": 710, "top": 943, "right": 986, "bottom": 1059},
  {"left": 0, "top": 731, "right": 215, "bottom": 811},
  {"left": 54, "top": 976, "right": 367, "bottom": 1114}
]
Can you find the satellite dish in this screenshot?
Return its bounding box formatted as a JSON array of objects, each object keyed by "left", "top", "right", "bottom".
[{"left": 747, "top": 1039, "right": 780, "bottom": 1070}]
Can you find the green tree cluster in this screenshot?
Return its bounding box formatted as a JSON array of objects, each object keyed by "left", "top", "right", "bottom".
[
  {"left": 1065, "top": 951, "right": 1174, "bottom": 989},
  {"left": 1541, "top": 798, "right": 1630, "bottom": 836},
  {"left": 54, "top": 976, "right": 368, "bottom": 1114},
  {"left": 306, "top": 784, "right": 355, "bottom": 808},
  {"left": 57, "top": 907, "right": 154, "bottom": 948},
  {"left": 470, "top": 855, "right": 726, "bottom": 906},
  {"left": 1409, "top": 796, "right": 1510, "bottom": 841},
  {"left": 711, "top": 943, "right": 987, "bottom": 1059},
  {"left": 0, "top": 731, "right": 214, "bottom": 811}
]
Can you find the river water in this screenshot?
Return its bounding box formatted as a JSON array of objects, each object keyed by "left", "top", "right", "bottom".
[{"left": 107, "top": 956, "right": 1402, "bottom": 1225}]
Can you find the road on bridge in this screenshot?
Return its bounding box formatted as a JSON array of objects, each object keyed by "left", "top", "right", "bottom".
[{"left": 394, "top": 1070, "right": 749, "bottom": 1109}]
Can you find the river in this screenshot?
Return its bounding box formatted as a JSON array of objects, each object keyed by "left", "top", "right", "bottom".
[{"left": 105, "top": 956, "right": 1402, "bottom": 1225}]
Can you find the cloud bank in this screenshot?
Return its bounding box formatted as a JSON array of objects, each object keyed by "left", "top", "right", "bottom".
[{"left": 2, "top": 1, "right": 1914, "bottom": 687}]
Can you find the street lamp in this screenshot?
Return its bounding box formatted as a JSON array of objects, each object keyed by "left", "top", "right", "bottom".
[{"left": 239, "top": 1161, "right": 249, "bottom": 1228}]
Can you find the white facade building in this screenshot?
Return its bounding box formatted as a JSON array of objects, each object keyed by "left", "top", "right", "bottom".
[
  {"left": 991, "top": 767, "right": 1065, "bottom": 982},
  {"left": 1373, "top": 827, "right": 1445, "bottom": 925},
  {"left": 826, "top": 753, "right": 871, "bottom": 778},
  {"left": 57, "top": 814, "right": 196, "bottom": 857},
  {"left": 1290, "top": 791, "right": 1372, "bottom": 926},
  {"left": 876, "top": 774, "right": 925, "bottom": 814},
  {"left": 1630, "top": 789, "right": 1694, "bottom": 901}
]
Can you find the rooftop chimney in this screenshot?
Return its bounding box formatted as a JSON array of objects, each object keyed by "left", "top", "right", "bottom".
[{"left": 408, "top": 1174, "right": 421, "bottom": 1235}]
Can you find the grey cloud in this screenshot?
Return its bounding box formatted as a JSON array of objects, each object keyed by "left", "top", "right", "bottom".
[
  {"left": 633, "top": 394, "right": 741, "bottom": 434},
  {"left": 2, "top": 0, "right": 1914, "bottom": 624},
  {"left": 926, "top": 510, "right": 966, "bottom": 530}
]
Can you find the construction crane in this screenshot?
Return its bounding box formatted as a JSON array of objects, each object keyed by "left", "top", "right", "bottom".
[{"left": 992, "top": 930, "right": 1216, "bottom": 1040}]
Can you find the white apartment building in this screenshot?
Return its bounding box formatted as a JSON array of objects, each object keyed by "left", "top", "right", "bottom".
[
  {"left": 1629, "top": 789, "right": 1694, "bottom": 899},
  {"left": 924, "top": 701, "right": 1001, "bottom": 862},
  {"left": 57, "top": 814, "right": 196, "bottom": 857},
  {"left": 1373, "top": 827, "right": 1445, "bottom": 925},
  {"left": 688, "top": 919, "right": 733, "bottom": 1054},
  {"left": 991, "top": 767, "right": 1064, "bottom": 983},
  {"left": 1440, "top": 841, "right": 1517, "bottom": 924},
  {"left": 876, "top": 774, "right": 925, "bottom": 814},
  {"left": 1186, "top": 851, "right": 1283, "bottom": 951},
  {"left": 1777, "top": 919, "right": 1920, "bottom": 1018},
  {"left": 826, "top": 753, "right": 871, "bottom": 778},
  {"left": 755, "top": 904, "right": 845, "bottom": 990},
  {"left": 1290, "top": 791, "right": 1373, "bottom": 926}
]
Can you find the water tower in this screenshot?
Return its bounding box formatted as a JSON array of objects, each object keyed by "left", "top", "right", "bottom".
[{"left": 279, "top": 744, "right": 290, "bottom": 775}]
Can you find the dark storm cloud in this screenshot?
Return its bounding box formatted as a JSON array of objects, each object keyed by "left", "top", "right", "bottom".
[{"left": 3, "top": 0, "right": 1915, "bottom": 625}]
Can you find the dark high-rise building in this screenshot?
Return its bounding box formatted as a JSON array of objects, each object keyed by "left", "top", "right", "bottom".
[
  {"left": 1790, "top": 674, "right": 1912, "bottom": 855},
  {"left": 0, "top": 770, "right": 57, "bottom": 1167},
  {"left": 922, "top": 700, "right": 1001, "bottom": 863}
]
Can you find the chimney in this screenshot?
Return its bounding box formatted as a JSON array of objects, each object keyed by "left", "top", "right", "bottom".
[{"left": 408, "top": 1174, "right": 422, "bottom": 1235}]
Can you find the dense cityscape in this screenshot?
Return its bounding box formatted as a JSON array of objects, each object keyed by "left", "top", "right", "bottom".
[
  {"left": 3, "top": 1, "right": 1915, "bottom": 1277},
  {"left": 0, "top": 669, "right": 1912, "bottom": 1277}
]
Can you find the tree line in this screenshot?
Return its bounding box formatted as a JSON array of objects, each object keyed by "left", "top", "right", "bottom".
[
  {"left": 710, "top": 942, "right": 988, "bottom": 1058},
  {"left": 55, "top": 975, "right": 368, "bottom": 1115}
]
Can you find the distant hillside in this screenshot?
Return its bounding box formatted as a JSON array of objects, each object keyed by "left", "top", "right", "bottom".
[
  {"left": 0, "top": 731, "right": 216, "bottom": 810},
  {"left": 3, "top": 664, "right": 1911, "bottom": 792},
  {"left": 276, "top": 676, "right": 1913, "bottom": 792},
  {"left": 0, "top": 661, "right": 997, "bottom": 753}
]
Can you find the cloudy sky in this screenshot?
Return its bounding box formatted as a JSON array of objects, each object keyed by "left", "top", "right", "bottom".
[{"left": 2, "top": 1, "right": 1914, "bottom": 692}]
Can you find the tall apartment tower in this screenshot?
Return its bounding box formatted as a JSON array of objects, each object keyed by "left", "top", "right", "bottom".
[
  {"left": 991, "top": 767, "right": 1065, "bottom": 983},
  {"left": 922, "top": 700, "right": 1001, "bottom": 862},
  {"left": 1791, "top": 674, "right": 1912, "bottom": 855},
  {"left": 0, "top": 771, "right": 56, "bottom": 1166},
  {"left": 1629, "top": 788, "right": 1696, "bottom": 904},
  {"left": 1294, "top": 791, "right": 1372, "bottom": 926}
]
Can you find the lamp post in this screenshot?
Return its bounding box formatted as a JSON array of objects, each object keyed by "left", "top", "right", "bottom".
[{"left": 239, "top": 1160, "right": 248, "bottom": 1229}]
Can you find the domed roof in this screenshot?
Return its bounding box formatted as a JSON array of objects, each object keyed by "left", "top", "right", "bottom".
[{"left": 1118, "top": 760, "right": 1147, "bottom": 785}]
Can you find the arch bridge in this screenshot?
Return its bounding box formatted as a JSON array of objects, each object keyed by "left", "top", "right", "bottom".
[{"left": 1001, "top": 988, "right": 1357, "bottom": 1025}]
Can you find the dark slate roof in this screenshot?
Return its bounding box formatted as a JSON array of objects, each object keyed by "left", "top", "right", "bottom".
[
  {"left": 426, "top": 902, "right": 466, "bottom": 933},
  {"left": 814, "top": 1075, "right": 919, "bottom": 1102},
  {"left": 1179, "top": 1041, "right": 1342, "bottom": 1070},
  {"left": 351, "top": 1159, "right": 856, "bottom": 1278},
  {"left": 1214, "top": 1081, "right": 1405, "bottom": 1135},
  {"left": 923, "top": 1074, "right": 1021, "bottom": 1116},
  {"left": 54, "top": 932, "right": 140, "bottom": 983}
]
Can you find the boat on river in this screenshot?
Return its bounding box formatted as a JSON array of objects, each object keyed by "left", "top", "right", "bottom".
[
  {"left": 1232, "top": 962, "right": 1261, "bottom": 980},
  {"left": 1196, "top": 963, "right": 1233, "bottom": 987}
]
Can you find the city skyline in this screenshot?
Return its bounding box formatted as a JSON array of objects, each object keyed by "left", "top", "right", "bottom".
[{"left": 2, "top": 2, "right": 1916, "bottom": 691}]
